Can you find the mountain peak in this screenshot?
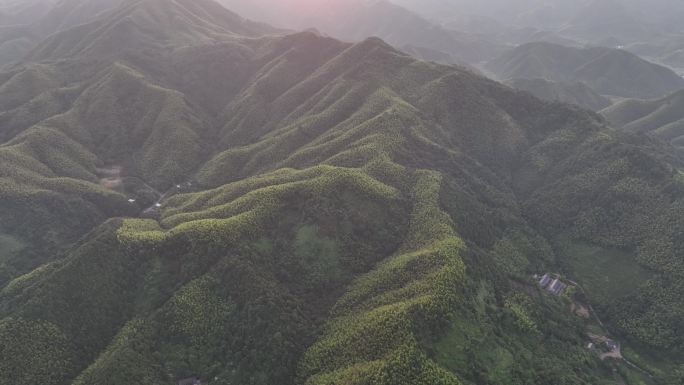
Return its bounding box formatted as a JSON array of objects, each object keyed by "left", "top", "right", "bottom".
[{"left": 27, "top": 0, "right": 280, "bottom": 62}]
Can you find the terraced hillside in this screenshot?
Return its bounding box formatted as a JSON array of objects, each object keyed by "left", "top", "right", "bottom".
[{"left": 1, "top": 1, "right": 684, "bottom": 385}]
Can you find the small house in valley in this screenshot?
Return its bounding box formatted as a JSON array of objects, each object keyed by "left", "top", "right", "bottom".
[
  {"left": 605, "top": 339, "right": 619, "bottom": 352},
  {"left": 539, "top": 273, "right": 553, "bottom": 288},
  {"left": 548, "top": 278, "right": 567, "bottom": 295},
  {"left": 538, "top": 273, "right": 567, "bottom": 296}
]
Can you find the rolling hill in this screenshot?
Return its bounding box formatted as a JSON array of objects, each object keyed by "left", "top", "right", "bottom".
[
  {"left": 487, "top": 41, "right": 684, "bottom": 99},
  {"left": 602, "top": 89, "right": 684, "bottom": 150},
  {"left": 1, "top": 1, "right": 684, "bottom": 385}
]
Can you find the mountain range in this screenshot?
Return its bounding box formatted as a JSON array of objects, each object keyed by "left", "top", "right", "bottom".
[
  {"left": 216, "top": 0, "right": 506, "bottom": 66},
  {"left": 392, "top": 0, "right": 684, "bottom": 41},
  {"left": 603, "top": 89, "right": 684, "bottom": 152},
  {"left": 488, "top": 41, "right": 684, "bottom": 99},
  {"left": 393, "top": 0, "right": 684, "bottom": 74},
  {"left": 1, "top": 1, "right": 684, "bottom": 385}
]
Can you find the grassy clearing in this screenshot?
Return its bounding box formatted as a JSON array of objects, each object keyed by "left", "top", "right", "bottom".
[{"left": 562, "top": 242, "right": 652, "bottom": 303}]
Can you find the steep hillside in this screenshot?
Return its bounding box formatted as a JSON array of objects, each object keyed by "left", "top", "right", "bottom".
[
  {"left": 603, "top": 89, "right": 684, "bottom": 150},
  {"left": 488, "top": 41, "right": 684, "bottom": 99},
  {"left": 0, "top": 0, "right": 279, "bottom": 286},
  {"left": 507, "top": 77, "right": 612, "bottom": 110},
  {"left": 1, "top": 1, "right": 684, "bottom": 385}
]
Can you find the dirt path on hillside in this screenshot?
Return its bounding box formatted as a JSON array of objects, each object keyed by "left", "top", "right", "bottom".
[
  {"left": 142, "top": 181, "right": 193, "bottom": 215},
  {"left": 580, "top": 293, "right": 653, "bottom": 379},
  {"left": 571, "top": 302, "right": 591, "bottom": 318},
  {"left": 96, "top": 166, "right": 188, "bottom": 214}
]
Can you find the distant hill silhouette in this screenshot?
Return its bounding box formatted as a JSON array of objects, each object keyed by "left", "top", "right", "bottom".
[
  {"left": 603, "top": 89, "right": 684, "bottom": 150},
  {"left": 488, "top": 41, "right": 684, "bottom": 99}
]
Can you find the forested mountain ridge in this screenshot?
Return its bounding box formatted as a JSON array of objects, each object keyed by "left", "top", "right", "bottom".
[
  {"left": 216, "top": 0, "right": 506, "bottom": 65},
  {"left": 0, "top": 0, "right": 123, "bottom": 68},
  {"left": 0, "top": 0, "right": 278, "bottom": 69},
  {"left": 506, "top": 77, "right": 612, "bottom": 111},
  {"left": 487, "top": 41, "right": 684, "bottom": 99},
  {"left": 1, "top": 0, "right": 684, "bottom": 385},
  {"left": 391, "top": 0, "right": 684, "bottom": 64},
  {"left": 603, "top": 89, "right": 684, "bottom": 152}
]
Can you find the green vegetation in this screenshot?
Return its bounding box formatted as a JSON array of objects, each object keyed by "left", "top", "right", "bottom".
[
  {"left": 488, "top": 42, "right": 684, "bottom": 99},
  {"left": 562, "top": 242, "right": 652, "bottom": 303},
  {"left": 432, "top": 290, "right": 610, "bottom": 385},
  {"left": 602, "top": 90, "right": 684, "bottom": 155},
  {"left": 0, "top": 317, "right": 73, "bottom": 385},
  {"left": 299, "top": 170, "right": 466, "bottom": 385},
  {"left": 0, "top": 0, "right": 683, "bottom": 384},
  {"left": 507, "top": 78, "right": 612, "bottom": 111}
]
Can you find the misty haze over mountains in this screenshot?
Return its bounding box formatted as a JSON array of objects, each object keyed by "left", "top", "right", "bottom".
[
  {"left": 4, "top": 0, "right": 684, "bottom": 75},
  {"left": 212, "top": 0, "right": 684, "bottom": 72},
  {"left": 1, "top": 1, "right": 684, "bottom": 385},
  {"left": 395, "top": 0, "right": 684, "bottom": 72}
]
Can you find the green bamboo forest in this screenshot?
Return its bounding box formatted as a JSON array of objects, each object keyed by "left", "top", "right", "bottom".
[{"left": 1, "top": 0, "right": 684, "bottom": 384}]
